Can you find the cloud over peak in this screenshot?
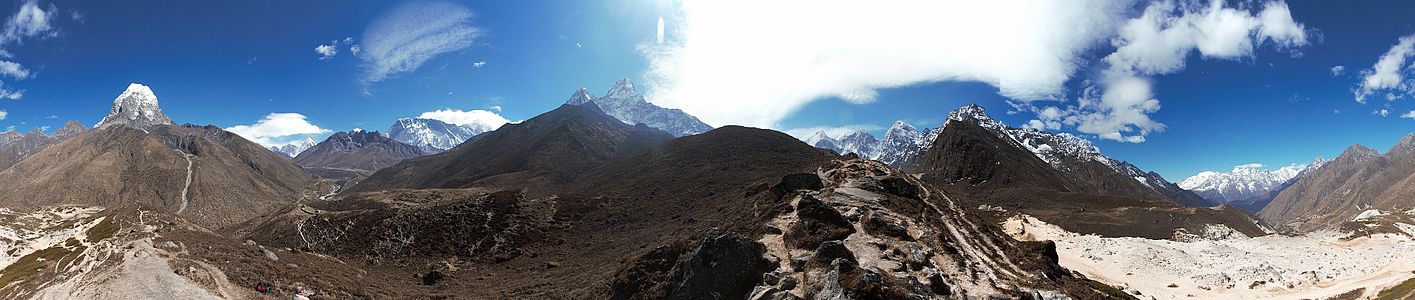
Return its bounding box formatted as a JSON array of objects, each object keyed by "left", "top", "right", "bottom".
[
  {"left": 225, "top": 113, "right": 332, "bottom": 147},
  {"left": 358, "top": 1, "right": 482, "bottom": 84},
  {"left": 416, "top": 108, "right": 509, "bottom": 132}
]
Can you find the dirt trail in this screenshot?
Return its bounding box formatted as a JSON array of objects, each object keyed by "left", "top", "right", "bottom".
[
  {"left": 174, "top": 150, "right": 194, "bottom": 214},
  {"left": 34, "top": 238, "right": 231, "bottom": 299}
]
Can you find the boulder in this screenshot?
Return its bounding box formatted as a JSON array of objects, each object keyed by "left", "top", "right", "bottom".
[{"left": 784, "top": 195, "right": 855, "bottom": 249}]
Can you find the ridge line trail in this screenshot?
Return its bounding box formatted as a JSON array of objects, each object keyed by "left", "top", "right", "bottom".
[{"left": 174, "top": 149, "right": 194, "bottom": 214}]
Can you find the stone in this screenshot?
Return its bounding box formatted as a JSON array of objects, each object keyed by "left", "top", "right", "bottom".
[
  {"left": 784, "top": 195, "right": 855, "bottom": 249},
  {"left": 769, "top": 173, "right": 824, "bottom": 200}
]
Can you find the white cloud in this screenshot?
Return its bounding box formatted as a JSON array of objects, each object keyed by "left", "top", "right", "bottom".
[
  {"left": 488, "top": 105, "right": 502, "bottom": 112},
  {"left": 224, "top": 113, "right": 332, "bottom": 147},
  {"left": 0, "top": 0, "right": 62, "bottom": 101},
  {"left": 358, "top": 1, "right": 482, "bottom": 84},
  {"left": 0, "top": 60, "right": 26, "bottom": 79},
  {"left": 642, "top": 0, "right": 1134, "bottom": 128},
  {"left": 1355, "top": 33, "right": 1415, "bottom": 104},
  {"left": 0, "top": 110, "right": 6, "bottom": 120},
  {"left": 1376, "top": 109, "right": 1391, "bottom": 117},
  {"left": 1402, "top": 111, "right": 1415, "bottom": 119},
  {"left": 1330, "top": 65, "right": 1345, "bottom": 76},
  {"left": 472, "top": 60, "right": 486, "bottom": 68},
  {"left": 314, "top": 43, "right": 337, "bottom": 60},
  {"left": 417, "top": 108, "right": 509, "bottom": 132},
  {"left": 641, "top": 0, "right": 1305, "bottom": 143},
  {"left": 1, "top": 0, "right": 57, "bottom": 45},
  {"left": 1032, "top": 0, "right": 1307, "bottom": 143},
  {"left": 782, "top": 124, "right": 884, "bottom": 141},
  {"left": 575, "top": 43, "right": 581, "bottom": 48},
  {"left": 349, "top": 44, "right": 361, "bottom": 55}
]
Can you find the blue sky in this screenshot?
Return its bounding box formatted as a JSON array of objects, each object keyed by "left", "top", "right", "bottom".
[{"left": 0, "top": 0, "right": 1412, "bottom": 181}]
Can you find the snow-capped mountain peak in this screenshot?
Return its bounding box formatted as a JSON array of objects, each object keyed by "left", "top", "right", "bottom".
[
  {"left": 387, "top": 117, "right": 489, "bottom": 153},
  {"left": 269, "top": 137, "right": 317, "bottom": 158},
  {"left": 805, "top": 130, "right": 842, "bottom": 153},
  {"left": 563, "top": 78, "right": 713, "bottom": 137},
  {"left": 1178, "top": 162, "right": 1311, "bottom": 203},
  {"left": 95, "top": 83, "right": 175, "bottom": 129},
  {"left": 602, "top": 78, "right": 646, "bottom": 103},
  {"left": 946, "top": 104, "right": 992, "bottom": 123}
]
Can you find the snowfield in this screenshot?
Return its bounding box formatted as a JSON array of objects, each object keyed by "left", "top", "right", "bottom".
[{"left": 1005, "top": 214, "right": 1415, "bottom": 299}]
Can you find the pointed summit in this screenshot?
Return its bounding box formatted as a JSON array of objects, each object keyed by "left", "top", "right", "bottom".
[
  {"left": 602, "top": 78, "right": 646, "bottom": 103},
  {"left": 567, "top": 78, "right": 713, "bottom": 137},
  {"left": 947, "top": 104, "right": 990, "bottom": 121},
  {"left": 95, "top": 83, "right": 175, "bottom": 130},
  {"left": 565, "top": 88, "right": 596, "bottom": 105},
  {"left": 1337, "top": 144, "right": 1380, "bottom": 161},
  {"left": 1387, "top": 133, "right": 1415, "bottom": 158},
  {"left": 51, "top": 120, "right": 88, "bottom": 140}
]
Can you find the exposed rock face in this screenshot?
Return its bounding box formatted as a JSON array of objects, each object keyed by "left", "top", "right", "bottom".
[
  {"left": 565, "top": 78, "right": 714, "bottom": 137},
  {"left": 293, "top": 130, "right": 426, "bottom": 180},
  {"left": 612, "top": 159, "right": 1129, "bottom": 299},
  {"left": 1261, "top": 137, "right": 1415, "bottom": 232},
  {"left": 95, "top": 83, "right": 175, "bottom": 130},
  {"left": 51, "top": 120, "right": 89, "bottom": 141}
]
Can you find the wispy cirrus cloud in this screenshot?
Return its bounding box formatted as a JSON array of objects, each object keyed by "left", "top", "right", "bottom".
[{"left": 357, "top": 1, "right": 483, "bottom": 84}]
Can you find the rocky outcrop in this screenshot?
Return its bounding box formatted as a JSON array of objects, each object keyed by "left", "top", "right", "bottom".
[{"left": 611, "top": 159, "right": 1131, "bottom": 299}]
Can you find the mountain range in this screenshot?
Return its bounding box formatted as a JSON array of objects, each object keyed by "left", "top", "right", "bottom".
[
  {"left": 8, "top": 80, "right": 1415, "bottom": 299},
  {"left": 1259, "top": 135, "right": 1415, "bottom": 231},
  {"left": 1178, "top": 159, "right": 1324, "bottom": 212},
  {"left": 806, "top": 104, "right": 1208, "bottom": 208},
  {"left": 0, "top": 83, "right": 322, "bottom": 230},
  {"left": 913, "top": 105, "right": 1264, "bottom": 239},
  {"left": 0, "top": 120, "right": 87, "bottom": 170}
]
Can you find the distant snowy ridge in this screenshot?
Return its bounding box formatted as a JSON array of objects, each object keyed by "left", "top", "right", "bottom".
[
  {"left": 269, "top": 137, "right": 317, "bottom": 158},
  {"left": 387, "top": 117, "right": 489, "bottom": 153},
  {"left": 1179, "top": 159, "right": 1321, "bottom": 203}
]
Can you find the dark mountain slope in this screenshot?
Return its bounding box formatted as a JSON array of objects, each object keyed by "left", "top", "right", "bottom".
[
  {"left": 293, "top": 130, "right": 426, "bottom": 180},
  {"left": 1260, "top": 138, "right": 1415, "bottom": 231},
  {"left": 0, "top": 124, "right": 322, "bottom": 230},
  {"left": 238, "top": 125, "right": 1128, "bottom": 299},
  {"left": 346, "top": 104, "right": 674, "bottom": 193},
  {"left": 919, "top": 119, "right": 1268, "bottom": 239}
]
